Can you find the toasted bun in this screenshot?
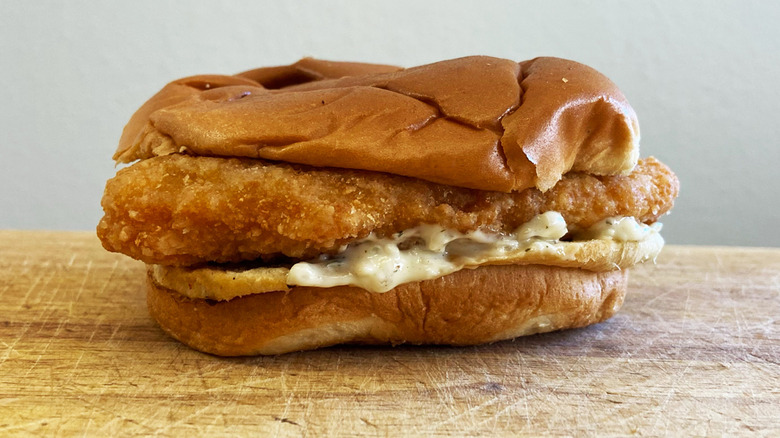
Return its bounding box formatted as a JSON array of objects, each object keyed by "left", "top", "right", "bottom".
[
  {"left": 147, "top": 264, "right": 627, "bottom": 356},
  {"left": 115, "top": 56, "right": 639, "bottom": 192}
]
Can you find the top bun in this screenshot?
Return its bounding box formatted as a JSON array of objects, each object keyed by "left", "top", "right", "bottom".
[{"left": 114, "top": 56, "right": 639, "bottom": 192}]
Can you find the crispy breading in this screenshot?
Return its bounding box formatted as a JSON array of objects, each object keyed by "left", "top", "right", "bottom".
[{"left": 97, "top": 155, "right": 678, "bottom": 266}]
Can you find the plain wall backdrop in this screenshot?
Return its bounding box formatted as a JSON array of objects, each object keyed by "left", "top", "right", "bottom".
[{"left": 1, "top": 0, "right": 778, "bottom": 246}]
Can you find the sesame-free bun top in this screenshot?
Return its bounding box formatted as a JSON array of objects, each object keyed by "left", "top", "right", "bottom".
[{"left": 114, "top": 56, "right": 639, "bottom": 192}]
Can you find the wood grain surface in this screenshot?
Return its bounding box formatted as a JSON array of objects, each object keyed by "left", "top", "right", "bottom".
[{"left": 0, "top": 231, "right": 778, "bottom": 437}]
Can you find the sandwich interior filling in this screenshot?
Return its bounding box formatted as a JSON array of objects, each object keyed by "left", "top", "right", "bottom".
[{"left": 287, "top": 212, "right": 662, "bottom": 293}]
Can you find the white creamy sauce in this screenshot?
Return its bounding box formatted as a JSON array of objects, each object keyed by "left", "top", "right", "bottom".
[
  {"left": 290, "top": 212, "right": 556, "bottom": 292},
  {"left": 579, "top": 216, "right": 662, "bottom": 242},
  {"left": 287, "top": 212, "right": 661, "bottom": 293}
]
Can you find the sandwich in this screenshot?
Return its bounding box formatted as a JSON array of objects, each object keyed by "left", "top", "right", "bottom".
[{"left": 97, "top": 56, "right": 679, "bottom": 356}]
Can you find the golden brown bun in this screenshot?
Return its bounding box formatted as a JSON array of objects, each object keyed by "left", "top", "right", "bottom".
[
  {"left": 147, "top": 264, "right": 627, "bottom": 356},
  {"left": 115, "top": 56, "right": 639, "bottom": 192}
]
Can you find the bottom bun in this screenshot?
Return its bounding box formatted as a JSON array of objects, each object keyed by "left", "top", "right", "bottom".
[{"left": 147, "top": 264, "right": 628, "bottom": 356}]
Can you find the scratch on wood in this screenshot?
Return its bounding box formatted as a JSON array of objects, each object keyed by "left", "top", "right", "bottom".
[
  {"left": 0, "top": 321, "right": 30, "bottom": 366},
  {"left": 0, "top": 417, "right": 58, "bottom": 434},
  {"left": 273, "top": 416, "right": 300, "bottom": 427},
  {"left": 429, "top": 389, "right": 503, "bottom": 431},
  {"left": 20, "top": 267, "right": 46, "bottom": 305},
  {"left": 160, "top": 404, "right": 220, "bottom": 434},
  {"left": 96, "top": 259, "right": 120, "bottom": 297},
  {"left": 74, "top": 395, "right": 157, "bottom": 434},
  {"left": 360, "top": 417, "right": 379, "bottom": 428},
  {"left": 647, "top": 345, "right": 703, "bottom": 435},
  {"left": 272, "top": 393, "right": 298, "bottom": 437},
  {"left": 69, "top": 259, "right": 93, "bottom": 317},
  {"left": 65, "top": 351, "right": 87, "bottom": 385},
  {"left": 473, "top": 396, "right": 527, "bottom": 432}
]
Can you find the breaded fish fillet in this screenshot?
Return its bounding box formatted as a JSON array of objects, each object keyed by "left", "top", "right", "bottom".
[{"left": 97, "top": 155, "right": 678, "bottom": 266}]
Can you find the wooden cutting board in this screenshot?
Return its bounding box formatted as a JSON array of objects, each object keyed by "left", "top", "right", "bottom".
[{"left": 0, "top": 231, "right": 778, "bottom": 436}]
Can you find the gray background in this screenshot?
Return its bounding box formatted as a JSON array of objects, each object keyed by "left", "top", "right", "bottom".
[{"left": 1, "top": 0, "right": 778, "bottom": 246}]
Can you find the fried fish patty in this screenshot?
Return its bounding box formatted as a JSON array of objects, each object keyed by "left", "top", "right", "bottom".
[{"left": 97, "top": 155, "right": 678, "bottom": 266}]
